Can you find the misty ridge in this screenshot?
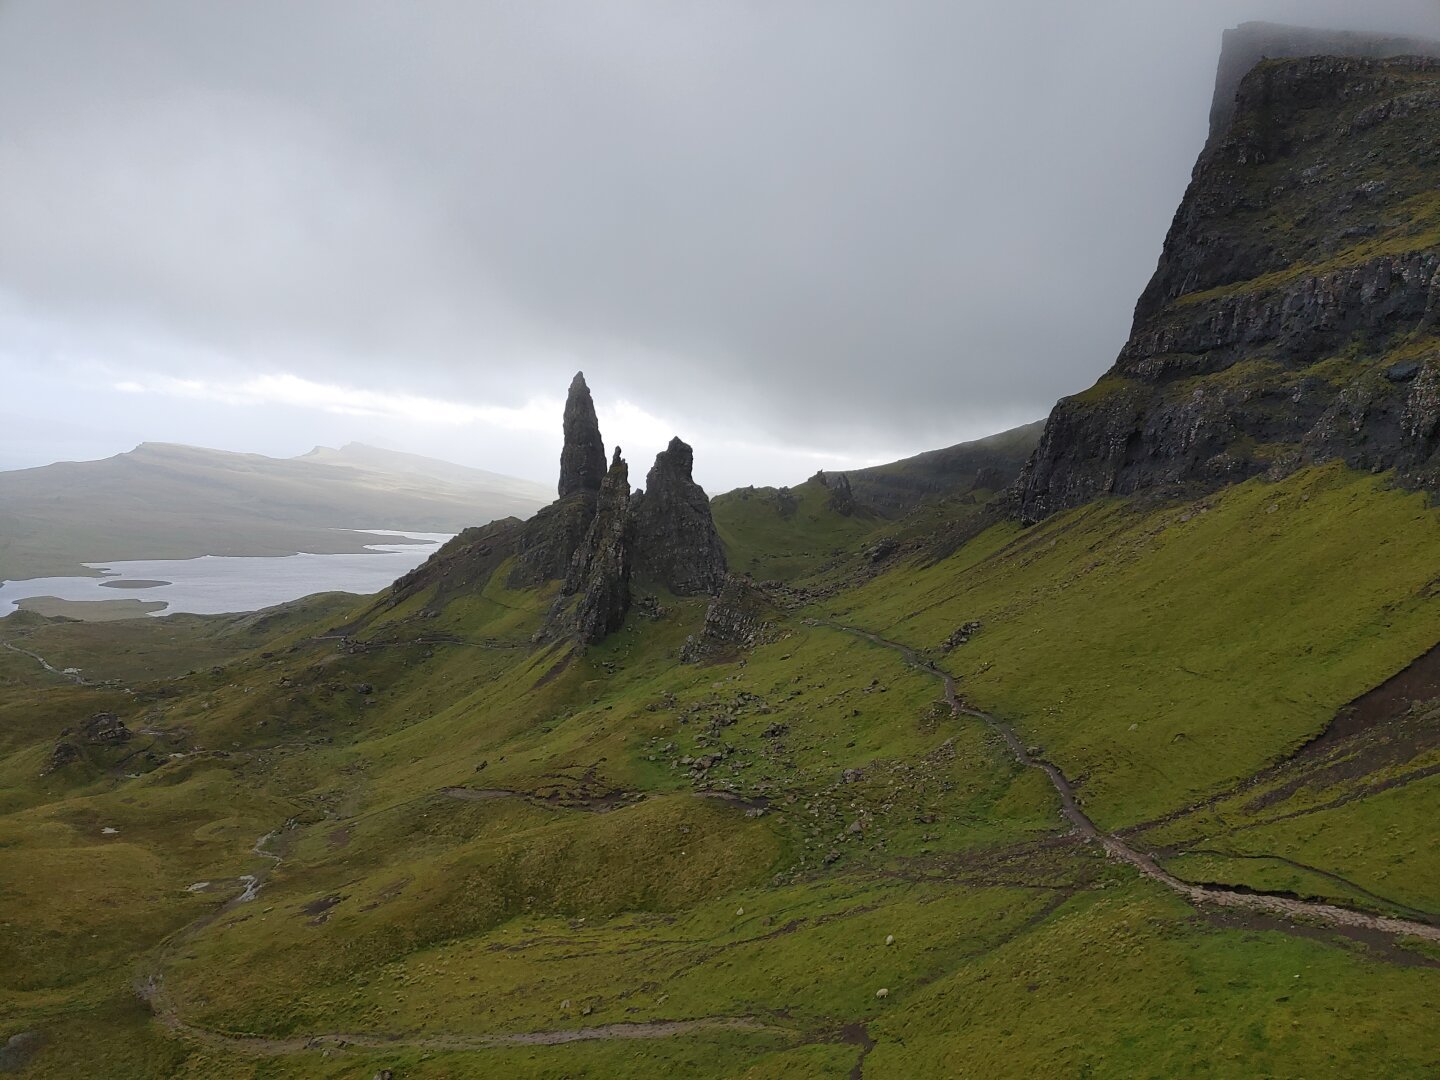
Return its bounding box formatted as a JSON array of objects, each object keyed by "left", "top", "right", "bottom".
[{"left": 1, "top": 0, "right": 1435, "bottom": 494}]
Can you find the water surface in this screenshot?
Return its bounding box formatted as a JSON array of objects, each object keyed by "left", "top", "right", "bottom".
[{"left": 0, "top": 531, "right": 451, "bottom": 617}]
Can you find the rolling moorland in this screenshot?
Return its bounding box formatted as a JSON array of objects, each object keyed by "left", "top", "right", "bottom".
[
  {"left": 2, "top": 29, "right": 1440, "bottom": 1080},
  {"left": 0, "top": 441, "right": 549, "bottom": 581}
]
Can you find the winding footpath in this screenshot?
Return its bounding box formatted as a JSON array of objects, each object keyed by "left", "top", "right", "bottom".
[
  {"left": 824, "top": 620, "right": 1440, "bottom": 945},
  {"left": 138, "top": 621, "right": 1438, "bottom": 1062},
  {"left": 1, "top": 641, "right": 87, "bottom": 685},
  {"left": 140, "top": 827, "right": 788, "bottom": 1059}
]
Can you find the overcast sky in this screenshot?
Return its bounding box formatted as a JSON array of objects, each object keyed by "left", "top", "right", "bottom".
[{"left": 2, "top": 1, "right": 1437, "bottom": 492}]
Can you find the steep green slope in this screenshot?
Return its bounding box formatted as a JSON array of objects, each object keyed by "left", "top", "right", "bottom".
[
  {"left": 1, "top": 458, "right": 1436, "bottom": 1078},
  {"left": 837, "top": 464, "right": 1440, "bottom": 833},
  {"left": 711, "top": 477, "right": 881, "bottom": 582},
  {"left": 844, "top": 420, "right": 1043, "bottom": 514}
]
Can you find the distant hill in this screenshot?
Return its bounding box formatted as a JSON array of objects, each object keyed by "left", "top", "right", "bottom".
[
  {"left": 0, "top": 441, "right": 549, "bottom": 579},
  {"left": 842, "top": 420, "right": 1045, "bottom": 514}
]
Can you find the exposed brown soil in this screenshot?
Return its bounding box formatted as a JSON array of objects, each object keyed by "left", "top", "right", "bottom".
[
  {"left": 1124, "top": 640, "right": 1440, "bottom": 836},
  {"left": 1195, "top": 908, "right": 1440, "bottom": 970},
  {"left": 1319, "top": 640, "right": 1440, "bottom": 749}
]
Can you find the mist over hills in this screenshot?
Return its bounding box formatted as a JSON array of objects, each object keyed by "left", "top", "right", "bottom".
[{"left": 0, "top": 441, "right": 551, "bottom": 580}]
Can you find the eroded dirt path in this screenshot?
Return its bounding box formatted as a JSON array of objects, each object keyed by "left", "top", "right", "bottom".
[
  {"left": 146, "top": 1001, "right": 782, "bottom": 1058},
  {"left": 824, "top": 620, "right": 1440, "bottom": 945},
  {"left": 1, "top": 640, "right": 88, "bottom": 684},
  {"left": 139, "top": 823, "right": 792, "bottom": 1059}
]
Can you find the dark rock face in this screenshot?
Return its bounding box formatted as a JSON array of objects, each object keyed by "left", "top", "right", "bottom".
[
  {"left": 385, "top": 375, "right": 725, "bottom": 647},
  {"left": 550, "top": 451, "right": 632, "bottom": 644},
  {"left": 630, "top": 438, "right": 728, "bottom": 596},
  {"left": 818, "top": 471, "right": 857, "bottom": 516},
  {"left": 1014, "top": 54, "right": 1440, "bottom": 522},
  {"left": 1207, "top": 22, "right": 1440, "bottom": 148},
  {"left": 506, "top": 493, "right": 598, "bottom": 588},
  {"left": 557, "top": 372, "right": 607, "bottom": 498},
  {"left": 680, "top": 575, "right": 778, "bottom": 663}
]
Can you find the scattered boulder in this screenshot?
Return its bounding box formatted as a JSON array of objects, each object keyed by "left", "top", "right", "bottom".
[
  {"left": 81, "top": 713, "right": 130, "bottom": 745},
  {"left": 942, "top": 622, "right": 982, "bottom": 652},
  {"left": 0, "top": 1031, "right": 43, "bottom": 1073},
  {"left": 866, "top": 539, "right": 898, "bottom": 564},
  {"left": 43, "top": 742, "right": 80, "bottom": 774}
]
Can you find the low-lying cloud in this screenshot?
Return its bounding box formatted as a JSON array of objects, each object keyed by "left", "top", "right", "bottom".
[{"left": 2, "top": 0, "right": 1436, "bottom": 489}]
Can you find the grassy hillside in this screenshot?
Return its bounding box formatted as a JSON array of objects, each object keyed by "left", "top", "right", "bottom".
[
  {"left": 0, "top": 461, "right": 1435, "bottom": 1078},
  {"left": 843, "top": 420, "right": 1043, "bottom": 514},
  {"left": 711, "top": 478, "right": 881, "bottom": 582}
]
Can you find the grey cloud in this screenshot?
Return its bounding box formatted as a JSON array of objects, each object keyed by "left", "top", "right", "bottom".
[{"left": 2, "top": 0, "right": 1437, "bottom": 476}]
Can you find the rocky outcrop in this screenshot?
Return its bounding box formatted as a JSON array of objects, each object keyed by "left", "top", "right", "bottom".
[
  {"left": 558, "top": 372, "right": 607, "bottom": 498},
  {"left": 42, "top": 713, "right": 134, "bottom": 775},
  {"left": 551, "top": 449, "right": 633, "bottom": 644},
  {"left": 680, "top": 575, "right": 779, "bottom": 663},
  {"left": 506, "top": 493, "right": 599, "bottom": 588},
  {"left": 1014, "top": 51, "right": 1440, "bottom": 522},
  {"left": 387, "top": 373, "right": 727, "bottom": 646},
  {"left": 630, "top": 438, "right": 728, "bottom": 595},
  {"left": 818, "top": 471, "right": 857, "bottom": 515},
  {"left": 1207, "top": 22, "right": 1440, "bottom": 148}
]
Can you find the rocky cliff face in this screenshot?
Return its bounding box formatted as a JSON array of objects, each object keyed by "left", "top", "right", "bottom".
[
  {"left": 1014, "top": 51, "right": 1440, "bottom": 523},
  {"left": 553, "top": 450, "right": 633, "bottom": 644},
  {"left": 1207, "top": 22, "right": 1440, "bottom": 147},
  {"left": 630, "top": 438, "right": 728, "bottom": 595},
  {"left": 557, "top": 372, "right": 607, "bottom": 498}
]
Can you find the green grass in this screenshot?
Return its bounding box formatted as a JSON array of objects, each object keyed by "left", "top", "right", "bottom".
[
  {"left": 1, "top": 463, "right": 1437, "bottom": 1077},
  {"left": 834, "top": 464, "right": 1440, "bottom": 828},
  {"left": 711, "top": 478, "right": 882, "bottom": 581}
]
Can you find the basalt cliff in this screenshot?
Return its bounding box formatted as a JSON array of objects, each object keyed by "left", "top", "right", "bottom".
[{"left": 1014, "top": 47, "right": 1440, "bottom": 523}]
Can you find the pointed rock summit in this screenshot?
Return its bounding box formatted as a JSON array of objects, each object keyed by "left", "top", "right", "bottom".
[
  {"left": 631, "top": 437, "right": 727, "bottom": 596},
  {"left": 395, "top": 374, "right": 726, "bottom": 644},
  {"left": 558, "top": 372, "right": 607, "bottom": 498},
  {"left": 540, "top": 412, "right": 727, "bottom": 643}
]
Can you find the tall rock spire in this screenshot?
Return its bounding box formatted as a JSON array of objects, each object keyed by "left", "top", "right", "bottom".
[{"left": 558, "top": 371, "right": 606, "bottom": 498}]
